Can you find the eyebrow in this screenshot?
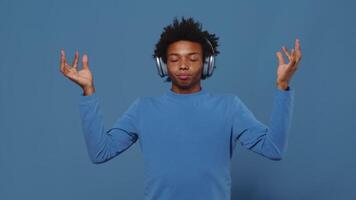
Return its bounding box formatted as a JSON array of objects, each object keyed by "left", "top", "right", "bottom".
[{"left": 168, "top": 52, "right": 201, "bottom": 56}]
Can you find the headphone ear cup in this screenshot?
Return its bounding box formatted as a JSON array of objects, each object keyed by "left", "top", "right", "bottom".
[
  {"left": 202, "top": 56, "right": 208, "bottom": 79},
  {"left": 202, "top": 56, "right": 215, "bottom": 79},
  {"left": 160, "top": 57, "right": 168, "bottom": 76},
  {"left": 207, "top": 56, "right": 215, "bottom": 77},
  {"left": 155, "top": 57, "right": 168, "bottom": 77}
]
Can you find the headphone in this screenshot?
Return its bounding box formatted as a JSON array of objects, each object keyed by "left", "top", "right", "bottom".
[{"left": 154, "top": 38, "right": 216, "bottom": 82}]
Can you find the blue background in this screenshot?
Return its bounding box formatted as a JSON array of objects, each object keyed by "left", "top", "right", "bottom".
[{"left": 1, "top": 0, "right": 355, "bottom": 199}]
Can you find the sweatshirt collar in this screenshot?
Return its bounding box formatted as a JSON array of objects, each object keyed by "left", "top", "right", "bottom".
[{"left": 166, "top": 87, "right": 208, "bottom": 99}]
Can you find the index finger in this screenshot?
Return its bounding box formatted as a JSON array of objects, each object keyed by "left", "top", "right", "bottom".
[
  {"left": 295, "top": 38, "right": 302, "bottom": 61},
  {"left": 71, "top": 50, "right": 79, "bottom": 69},
  {"left": 60, "top": 49, "right": 67, "bottom": 72},
  {"left": 295, "top": 38, "right": 301, "bottom": 51}
]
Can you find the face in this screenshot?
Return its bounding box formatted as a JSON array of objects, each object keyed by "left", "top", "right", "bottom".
[{"left": 166, "top": 40, "right": 204, "bottom": 94}]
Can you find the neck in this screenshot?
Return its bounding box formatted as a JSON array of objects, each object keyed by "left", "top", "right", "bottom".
[{"left": 170, "top": 83, "right": 202, "bottom": 94}]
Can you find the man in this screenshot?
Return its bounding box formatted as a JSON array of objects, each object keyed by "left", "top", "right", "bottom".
[{"left": 60, "top": 17, "right": 302, "bottom": 200}]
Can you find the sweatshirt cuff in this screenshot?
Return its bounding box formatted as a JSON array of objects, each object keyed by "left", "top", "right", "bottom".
[
  {"left": 275, "top": 86, "right": 295, "bottom": 100},
  {"left": 79, "top": 92, "right": 98, "bottom": 105}
]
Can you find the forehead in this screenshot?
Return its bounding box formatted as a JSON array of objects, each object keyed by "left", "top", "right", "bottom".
[{"left": 167, "top": 40, "right": 202, "bottom": 56}]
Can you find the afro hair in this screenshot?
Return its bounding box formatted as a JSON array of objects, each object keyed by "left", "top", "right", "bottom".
[{"left": 153, "top": 16, "right": 220, "bottom": 82}]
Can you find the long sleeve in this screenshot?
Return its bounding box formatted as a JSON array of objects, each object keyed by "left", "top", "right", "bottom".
[
  {"left": 78, "top": 92, "right": 141, "bottom": 164},
  {"left": 231, "top": 87, "right": 295, "bottom": 160}
]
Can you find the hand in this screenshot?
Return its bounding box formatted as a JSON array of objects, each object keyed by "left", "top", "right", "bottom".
[
  {"left": 60, "top": 50, "right": 95, "bottom": 94},
  {"left": 275, "top": 38, "right": 302, "bottom": 90}
]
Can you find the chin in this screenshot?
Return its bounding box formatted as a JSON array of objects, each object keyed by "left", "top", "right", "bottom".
[
  {"left": 171, "top": 78, "right": 190, "bottom": 88},
  {"left": 176, "top": 82, "right": 192, "bottom": 89}
]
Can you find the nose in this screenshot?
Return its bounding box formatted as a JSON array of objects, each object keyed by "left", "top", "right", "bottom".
[{"left": 179, "top": 58, "right": 189, "bottom": 70}]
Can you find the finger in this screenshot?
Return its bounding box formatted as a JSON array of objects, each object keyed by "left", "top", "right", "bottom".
[
  {"left": 72, "top": 50, "right": 79, "bottom": 69},
  {"left": 62, "top": 63, "right": 72, "bottom": 76},
  {"left": 60, "top": 49, "right": 67, "bottom": 73},
  {"left": 290, "top": 60, "right": 297, "bottom": 71},
  {"left": 289, "top": 49, "right": 298, "bottom": 69},
  {"left": 82, "top": 54, "right": 89, "bottom": 69},
  {"left": 295, "top": 38, "right": 302, "bottom": 62},
  {"left": 282, "top": 46, "right": 291, "bottom": 59},
  {"left": 276, "top": 51, "right": 285, "bottom": 65},
  {"left": 295, "top": 38, "right": 300, "bottom": 50},
  {"left": 291, "top": 48, "right": 295, "bottom": 58},
  {"left": 60, "top": 50, "right": 78, "bottom": 70},
  {"left": 290, "top": 49, "right": 296, "bottom": 64}
]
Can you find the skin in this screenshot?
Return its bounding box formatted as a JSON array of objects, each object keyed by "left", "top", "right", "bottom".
[
  {"left": 59, "top": 50, "right": 95, "bottom": 96},
  {"left": 275, "top": 38, "right": 302, "bottom": 90},
  {"left": 166, "top": 40, "right": 204, "bottom": 94},
  {"left": 59, "top": 38, "right": 302, "bottom": 95}
]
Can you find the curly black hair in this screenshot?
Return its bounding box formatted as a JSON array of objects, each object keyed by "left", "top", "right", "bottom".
[{"left": 153, "top": 16, "right": 220, "bottom": 81}]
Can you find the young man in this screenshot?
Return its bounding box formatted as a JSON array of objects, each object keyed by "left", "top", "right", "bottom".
[{"left": 60, "top": 17, "right": 302, "bottom": 200}]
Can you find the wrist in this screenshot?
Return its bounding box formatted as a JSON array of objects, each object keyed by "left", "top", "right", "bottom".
[
  {"left": 276, "top": 81, "right": 289, "bottom": 90},
  {"left": 82, "top": 85, "right": 95, "bottom": 96}
]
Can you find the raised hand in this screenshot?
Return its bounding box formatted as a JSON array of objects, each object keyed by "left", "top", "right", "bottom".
[
  {"left": 275, "top": 38, "right": 302, "bottom": 90},
  {"left": 60, "top": 50, "right": 95, "bottom": 95}
]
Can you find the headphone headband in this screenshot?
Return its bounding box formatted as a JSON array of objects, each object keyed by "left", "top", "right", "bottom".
[{"left": 204, "top": 38, "right": 215, "bottom": 56}]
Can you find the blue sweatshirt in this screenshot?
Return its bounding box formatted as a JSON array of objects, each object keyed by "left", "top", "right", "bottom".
[{"left": 78, "top": 87, "right": 294, "bottom": 200}]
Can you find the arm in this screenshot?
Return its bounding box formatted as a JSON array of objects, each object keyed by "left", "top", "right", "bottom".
[
  {"left": 78, "top": 92, "right": 140, "bottom": 164},
  {"left": 232, "top": 86, "right": 294, "bottom": 160},
  {"left": 231, "top": 87, "right": 294, "bottom": 160},
  {"left": 58, "top": 50, "right": 141, "bottom": 164},
  {"left": 232, "top": 38, "right": 301, "bottom": 160}
]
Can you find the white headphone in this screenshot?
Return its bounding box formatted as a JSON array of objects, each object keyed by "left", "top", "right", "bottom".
[{"left": 154, "top": 38, "right": 216, "bottom": 82}]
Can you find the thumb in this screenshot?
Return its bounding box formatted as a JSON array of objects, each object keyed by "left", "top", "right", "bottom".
[{"left": 82, "top": 54, "right": 89, "bottom": 69}]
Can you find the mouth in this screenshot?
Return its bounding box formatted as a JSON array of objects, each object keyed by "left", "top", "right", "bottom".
[{"left": 177, "top": 74, "right": 190, "bottom": 80}]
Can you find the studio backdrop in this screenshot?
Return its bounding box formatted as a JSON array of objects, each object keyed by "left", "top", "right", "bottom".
[{"left": 0, "top": 0, "right": 355, "bottom": 199}]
